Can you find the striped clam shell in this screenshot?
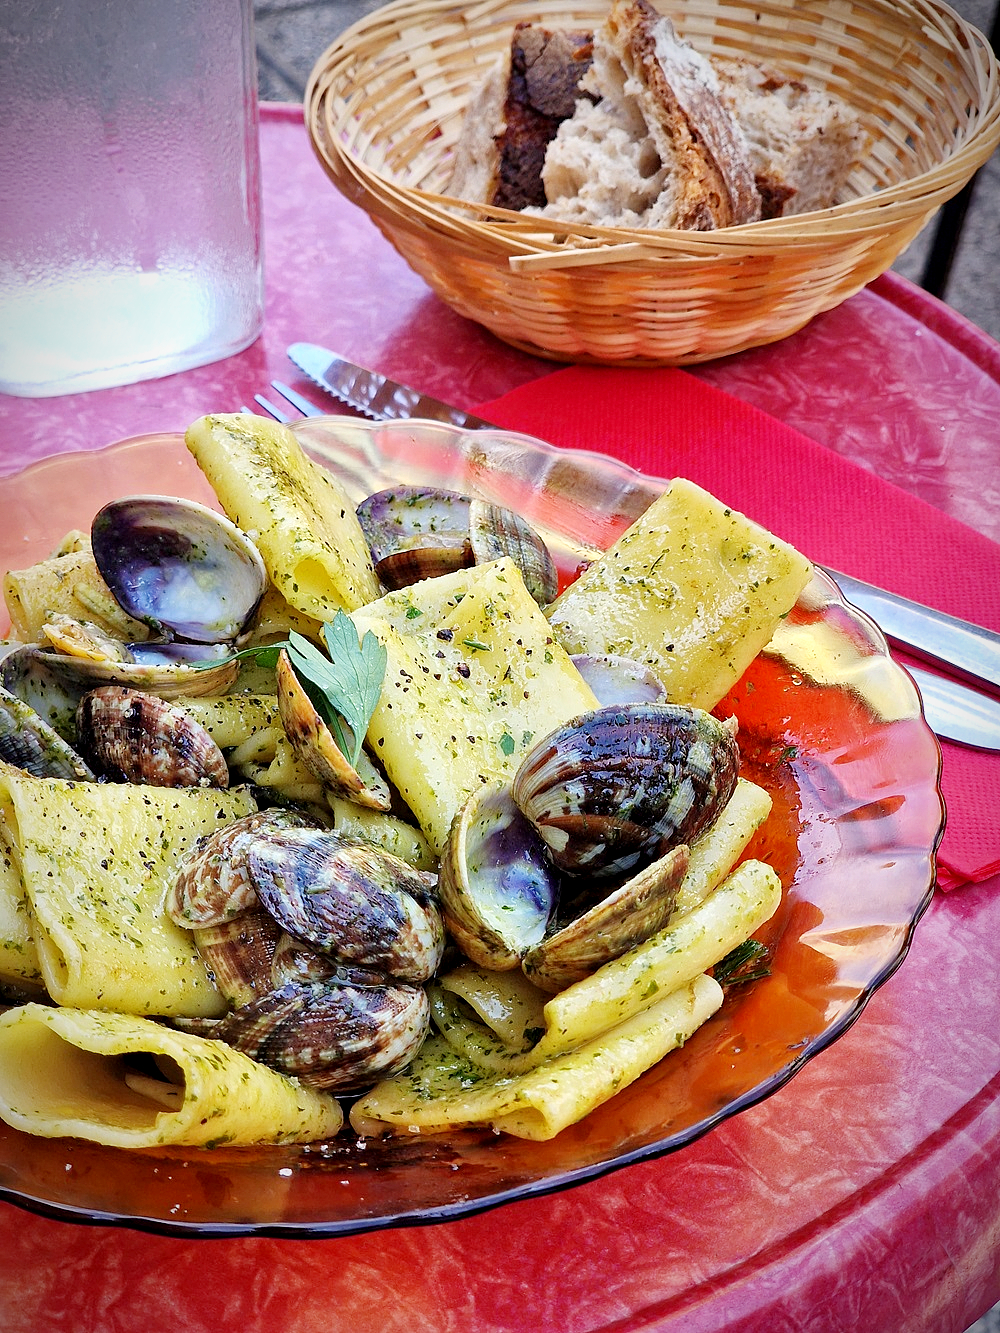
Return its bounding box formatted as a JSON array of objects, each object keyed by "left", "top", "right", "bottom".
[{"left": 75, "top": 686, "right": 230, "bottom": 789}]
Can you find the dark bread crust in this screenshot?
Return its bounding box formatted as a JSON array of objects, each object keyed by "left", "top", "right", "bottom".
[{"left": 493, "top": 24, "right": 594, "bottom": 210}]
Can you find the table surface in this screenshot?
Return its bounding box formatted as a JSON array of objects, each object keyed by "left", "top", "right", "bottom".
[{"left": 1, "top": 103, "right": 999, "bottom": 1333}]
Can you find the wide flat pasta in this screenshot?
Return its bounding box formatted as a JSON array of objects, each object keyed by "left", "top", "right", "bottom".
[
  {"left": 351, "top": 558, "right": 598, "bottom": 854},
  {"left": 0, "top": 833, "right": 41, "bottom": 989},
  {"left": 0, "top": 762, "right": 256, "bottom": 1016},
  {"left": 0, "top": 1004, "right": 343, "bottom": 1147}
]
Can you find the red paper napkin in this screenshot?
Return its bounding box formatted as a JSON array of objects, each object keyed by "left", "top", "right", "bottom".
[{"left": 476, "top": 365, "right": 1000, "bottom": 892}]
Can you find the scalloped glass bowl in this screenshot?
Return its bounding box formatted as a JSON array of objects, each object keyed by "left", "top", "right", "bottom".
[{"left": 0, "top": 420, "right": 943, "bottom": 1236}]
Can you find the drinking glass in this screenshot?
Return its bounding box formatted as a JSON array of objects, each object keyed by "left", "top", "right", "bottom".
[{"left": 0, "top": 0, "right": 264, "bottom": 397}]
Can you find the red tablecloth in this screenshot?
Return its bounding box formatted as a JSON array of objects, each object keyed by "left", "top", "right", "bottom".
[{"left": 0, "top": 104, "right": 999, "bottom": 1333}]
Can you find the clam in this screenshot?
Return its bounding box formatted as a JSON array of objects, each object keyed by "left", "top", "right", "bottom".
[
  {"left": 246, "top": 827, "right": 444, "bottom": 984},
  {"left": 168, "top": 808, "right": 320, "bottom": 927},
  {"left": 270, "top": 932, "right": 387, "bottom": 990},
  {"left": 75, "top": 686, "right": 230, "bottom": 788},
  {"left": 0, "top": 684, "right": 95, "bottom": 780},
  {"left": 570, "top": 654, "right": 668, "bottom": 707},
  {"left": 275, "top": 647, "right": 391, "bottom": 810},
  {"left": 0, "top": 642, "right": 240, "bottom": 740},
  {"left": 212, "top": 978, "right": 431, "bottom": 1092},
  {"left": 41, "top": 614, "right": 133, "bottom": 663},
  {"left": 193, "top": 906, "right": 284, "bottom": 1008},
  {"left": 512, "top": 703, "right": 740, "bottom": 879},
  {"left": 521, "top": 844, "right": 690, "bottom": 992},
  {"left": 438, "top": 784, "right": 559, "bottom": 970},
  {"left": 356, "top": 485, "right": 558, "bottom": 604},
  {"left": 467, "top": 499, "right": 559, "bottom": 605},
  {"left": 357, "top": 486, "right": 470, "bottom": 587},
  {"left": 90, "top": 495, "right": 267, "bottom": 644}
]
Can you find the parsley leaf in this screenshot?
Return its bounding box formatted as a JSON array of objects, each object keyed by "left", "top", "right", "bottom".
[
  {"left": 285, "top": 613, "right": 387, "bottom": 767},
  {"left": 197, "top": 611, "right": 386, "bottom": 768}
]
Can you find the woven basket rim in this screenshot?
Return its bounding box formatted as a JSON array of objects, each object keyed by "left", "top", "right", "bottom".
[{"left": 301, "top": 0, "right": 1000, "bottom": 363}]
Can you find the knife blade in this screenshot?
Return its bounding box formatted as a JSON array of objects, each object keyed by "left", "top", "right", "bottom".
[
  {"left": 824, "top": 568, "right": 1000, "bottom": 698},
  {"left": 287, "top": 342, "right": 499, "bottom": 432},
  {"left": 910, "top": 667, "right": 1000, "bottom": 750}
]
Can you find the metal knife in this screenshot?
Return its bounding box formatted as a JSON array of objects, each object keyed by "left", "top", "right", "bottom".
[
  {"left": 287, "top": 342, "right": 499, "bottom": 432},
  {"left": 825, "top": 568, "right": 1000, "bottom": 699},
  {"left": 910, "top": 667, "right": 1000, "bottom": 751}
]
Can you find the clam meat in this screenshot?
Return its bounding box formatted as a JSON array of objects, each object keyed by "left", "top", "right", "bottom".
[{"left": 512, "top": 702, "right": 739, "bottom": 879}]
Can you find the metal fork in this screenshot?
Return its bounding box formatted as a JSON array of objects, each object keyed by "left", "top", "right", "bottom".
[{"left": 243, "top": 381, "right": 325, "bottom": 422}]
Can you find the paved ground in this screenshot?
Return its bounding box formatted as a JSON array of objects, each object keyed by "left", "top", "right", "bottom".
[
  {"left": 253, "top": 0, "right": 1000, "bottom": 343},
  {"left": 252, "top": 5, "right": 999, "bottom": 1328}
]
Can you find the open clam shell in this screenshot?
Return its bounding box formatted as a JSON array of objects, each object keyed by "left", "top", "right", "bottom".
[
  {"left": 0, "top": 684, "right": 94, "bottom": 781},
  {"left": 522, "top": 844, "right": 690, "bottom": 993},
  {"left": 570, "top": 654, "right": 668, "bottom": 707},
  {"left": 91, "top": 495, "right": 267, "bottom": 644},
  {"left": 357, "top": 485, "right": 558, "bottom": 604},
  {"left": 0, "top": 643, "right": 240, "bottom": 744},
  {"left": 438, "top": 784, "right": 560, "bottom": 970},
  {"left": 275, "top": 648, "right": 391, "bottom": 811}
]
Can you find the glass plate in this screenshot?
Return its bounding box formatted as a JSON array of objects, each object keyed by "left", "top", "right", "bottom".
[{"left": 0, "top": 422, "right": 943, "bottom": 1237}]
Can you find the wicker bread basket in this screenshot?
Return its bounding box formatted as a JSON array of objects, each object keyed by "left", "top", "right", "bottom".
[{"left": 306, "top": 0, "right": 1000, "bottom": 365}]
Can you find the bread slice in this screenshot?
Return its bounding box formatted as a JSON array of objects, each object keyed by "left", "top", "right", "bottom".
[
  {"left": 448, "top": 23, "right": 594, "bottom": 211},
  {"left": 538, "top": 0, "right": 762, "bottom": 229},
  {"left": 714, "top": 57, "right": 870, "bottom": 217}
]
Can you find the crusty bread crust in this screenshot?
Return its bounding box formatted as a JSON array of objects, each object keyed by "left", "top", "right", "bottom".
[
  {"left": 605, "top": 0, "right": 760, "bottom": 227},
  {"left": 539, "top": 0, "right": 761, "bottom": 229},
  {"left": 496, "top": 25, "right": 595, "bottom": 209},
  {"left": 448, "top": 53, "right": 509, "bottom": 206}
]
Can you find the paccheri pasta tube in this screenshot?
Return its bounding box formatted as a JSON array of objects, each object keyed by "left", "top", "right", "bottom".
[
  {"left": 0, "top": 1004, "right": 343, "bottom": 1147},
  {"left": 185, "top": 414, "right": 382, "bottom": 619},
  {"left": 0, "top": 762, "right": 256, "bottom": 1017},
  {"left": 350, "top": 973, "right": 723, "bottom": 1141}
]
